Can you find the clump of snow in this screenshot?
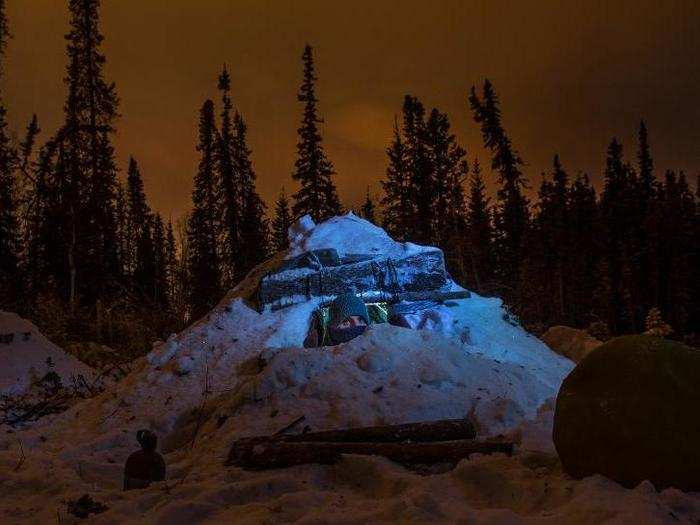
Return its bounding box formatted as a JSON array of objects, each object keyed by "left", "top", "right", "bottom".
[
  {"left": 1, "top": 215, "right": 698, "bottom": 523},
  {"left": 541, "top": 325, "right": 603, "bottom": 363},
  {"left": 286, "top": 212, "right": 432, "bottom": 259},
  {"left": 0, "top": 311, "right": 96, "bottom": 396}
]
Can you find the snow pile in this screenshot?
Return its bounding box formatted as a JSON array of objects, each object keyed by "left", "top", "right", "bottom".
[
  {"left": 541, "top": 325, "right": 603, "bottom": 363},
  {"left": 286, "top": 212, "right": 431, "bottom": 260},
  {"left": 0, "top": 311, "right": 96, "bottom": 396},
  {"left": 1, "top": 213, "right": 698, "bottom": 523}
]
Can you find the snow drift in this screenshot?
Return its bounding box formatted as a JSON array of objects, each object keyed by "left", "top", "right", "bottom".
[
  {"left": 1, "top": 213, "right": 698, "bottom": 524},
  {"left": 0, "top": 311, "right": 96, "bottom": 397}
]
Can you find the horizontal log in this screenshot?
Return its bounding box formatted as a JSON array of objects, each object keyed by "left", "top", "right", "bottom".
[
  {"left": 280, "top": 418, "right": 476, "bottom": 443},
  {"left": 270, "top": 289, "right": 470, "bottom": 312},
  {"left": 227, "top": 439, "right": 514, "bottom": 470},
  {"left": 259, "top": 249, "right": 449, "bottom": 310}
]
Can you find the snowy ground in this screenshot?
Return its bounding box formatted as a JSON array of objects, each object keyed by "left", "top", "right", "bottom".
[
  {"left": 0, "top": 311, "right": 96, "bottom": 396},
  {"left": 1, "top": 214, "right": 698, "bottom": 524}
]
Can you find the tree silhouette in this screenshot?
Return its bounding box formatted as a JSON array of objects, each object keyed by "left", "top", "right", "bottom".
[
  {"left": 232, "top": 111, "right": 268, "bottom": 279},
  {"left": 469, "top": 79, "right": 529, "bottom": 296},
  {"left": 465, "top": 158, "right": 493, "bottom": 292},
  {"left": 360, "top": 187, "right": 377, "bottom": 223},
  {"left": 187, "top": 100, "right": 221, "bottom": 318},
  {"left": 0, "top": 0, "right": 21, "bottom": 309},
  {"left": 291, "top": 44, "right": 341, "bottom": 222},
  {"left": 381, "top": 117, "right": 411, "bottom": 241},
  {"left": 272, "top": 187, "right": 292, "bottom": 252}
]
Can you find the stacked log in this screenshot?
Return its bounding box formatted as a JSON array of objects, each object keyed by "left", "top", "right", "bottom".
[{"left": 226, "top": 419, "right": 513, "bottom": 471}]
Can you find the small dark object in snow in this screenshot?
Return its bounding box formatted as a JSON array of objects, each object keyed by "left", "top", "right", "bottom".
[
  {"left": 416, "top": 384, "right": 422, "bottom": 388},
  {"left": 66, "top": 494, "right": 108, "bottom": 519},
  {"left": 372, "top": 385, "right": 383, "bottom": 394},
  {"left": 124, "top": 430, "right": 166, "bottom": 490}
]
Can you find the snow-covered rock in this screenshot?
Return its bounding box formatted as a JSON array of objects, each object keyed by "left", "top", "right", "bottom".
[{"left": 0, "top": 311, "right": 96, "bottom": 396}]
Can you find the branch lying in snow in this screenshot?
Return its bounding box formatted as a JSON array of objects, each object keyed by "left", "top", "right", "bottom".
[
  {"left": 273, "top": 415, "right": 306, "bottom": 437},
  {"left": 269, "top": 418, "right": 477, "bottom": 444},
  {"left": 13, "top": 439, "right": 26, "bottom": 472},
  {"left": 225, "top": 419, "right": 506, "bottom": 470},
  {"left": 189, "top": 362, "right": 211, "bottom": 450},
  {"left": 228, "top": 439, "right": 514, "bottom": 470}
]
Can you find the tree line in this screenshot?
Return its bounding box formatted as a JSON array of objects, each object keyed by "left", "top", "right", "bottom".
[
  {"left": 380, "top": 82, "right": 699, "bottom": 341},
  {"left": 0, "top": 1, "right": 697, "bottom": 355}
]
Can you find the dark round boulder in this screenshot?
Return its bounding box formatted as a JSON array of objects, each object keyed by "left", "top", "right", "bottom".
[{"left": 553, "top": 335, "right": 700, "bottom": 491}]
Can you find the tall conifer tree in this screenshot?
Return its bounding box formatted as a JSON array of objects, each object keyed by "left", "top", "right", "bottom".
[
  {"left": 381, "top": 117, "right": 411, "bottom": 241},
  {"left": 233, "top": 111, "right": 268, "bottom": 279},
  {"left": 0, "top": 0, "right": 20, "bottom": 308},
  {"left": 216, "top": 65, "right": 240, "bottom": 287},
  {"left": 360, "top": 187, "right": 376, "bottom": 223},
  {"left": 465, "top": 158, "right": 493, "bottom": 292},
  {"left": 291, "top": 44, "right": 341, "bottom": 222},
  {"left": 187, "top": 100, "right": 221, "bottom": 318},
  {"left": 44, "top": 0, "right": 122, "bottom": 307},
  {"left": 124, "top": 156, "right": 149, "bottom": 280},
  {"left": 272, "top": 187, "right": 292, "bottom": 252},
  {"left": 152, "top": 213, "right": 168, "bottom": 308},
  {"left": 469, "top": 79, "right": 529, "bottom": 296}
]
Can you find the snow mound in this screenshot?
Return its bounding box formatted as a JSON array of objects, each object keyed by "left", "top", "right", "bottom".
[
  {"left": 0, "top": 311, "right": 96, "bottom": 396},
  {"left": 286, "top": 212, "right": 432, "bottom": 259},
  {"left": 541, "top": 325, "right": 603, "bottom": 363},
  {"left": 11, "top": 215, "right": 669, "bottom": 523}
]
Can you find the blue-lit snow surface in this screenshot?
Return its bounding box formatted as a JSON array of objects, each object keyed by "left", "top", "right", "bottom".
[
  {"left": 139, "top": 212, "right": 573, "bottom": 437},
  {"left": 4, "top": 214, "right": 700, "bottom": 524}
]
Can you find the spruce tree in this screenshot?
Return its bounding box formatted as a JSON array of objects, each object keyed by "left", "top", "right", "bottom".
[
  {"left": 124, "top": 156, "right": 150, "bottom": 280},
  {"left": 381, "top": 117, "right": 412, "bottom": 241},
  {"left": 360, "top": 187, "right": 377, "bottom": 223},
  {"left": 165, "top": 219, "right": 178, "bottom": 306},
  {"left": 272, "top": 187, "right": 292, "bottom": 252},
  {"left": 61, "top": 0, "right": 121, "bottom": 305},
  {"left": 469, "top": 79, "right": 529, "bottom": 297},
  {"left": 656, "top": 171, "right": 695, "bottom": 333},
  {"left": 567, "top": 173, "right": 598, "bottom": 326},
  {"left": 187, "top": 99, "right": 221, "bottom": 318},
  {"left": 637, "top": 121, "right": 654, "bottom": 207},
  {"left": 632, "top": 120, "right": 659, "bottom": 321},
  {"left": 596, "top": 138, "right": 638, "bottom": 332},
  {"left": 291, "top": 44, "right": 341, "bottom": 222},
  {"left": 465, "top": 158, "right": 494, "bottom": 292},
  {"left": 216, "top": 65, "right": 240, "bottom": 287},
  {"left": 152, "top": 213, "right": 168, "bottom": 308},
  {"left": 114, "top": 181, "right": 127, "bottom": 277},
  {"left": 133, "top": 214, "right": 154, "bottom": 299},
  {"left": 401, "top": 96, "right": 432, "bottom": 244},
  {"left": 424, "top": 106, "right": 468, "bottom": 272},
  {"left": 0, "top": 0, "right": 20, "bottom": 309},
  {"left": 233, "top": 111, "right": 268, "bottom": 279}
]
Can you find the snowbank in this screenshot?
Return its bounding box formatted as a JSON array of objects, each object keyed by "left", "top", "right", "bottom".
[
  {"left": 1, "top": 213, "right": 697, "bottom": 523},
  {"left": 541, "top": 325, "right": 602, "bottom": 363},
  {"left": 0, "top": 311, "right": 96, "bottom": 396},
  {"left": 286, "top": 212, "right": 432, "bottom": 260}
]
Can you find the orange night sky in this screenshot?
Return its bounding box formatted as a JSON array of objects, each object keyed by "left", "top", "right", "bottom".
[{"left": 4, "top": 0, "right": 699, "bottom": 220}]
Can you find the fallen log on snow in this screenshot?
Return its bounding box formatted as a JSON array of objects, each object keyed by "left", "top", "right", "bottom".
[
  {"left": 281, "top": 418, "right": 476, "bottom": 443},
  {"left": 227, "top": 439, "right": 514, "bottom": 470},
  {"left": 230, "top": 418, "right": 476, "bottom": 454}
]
